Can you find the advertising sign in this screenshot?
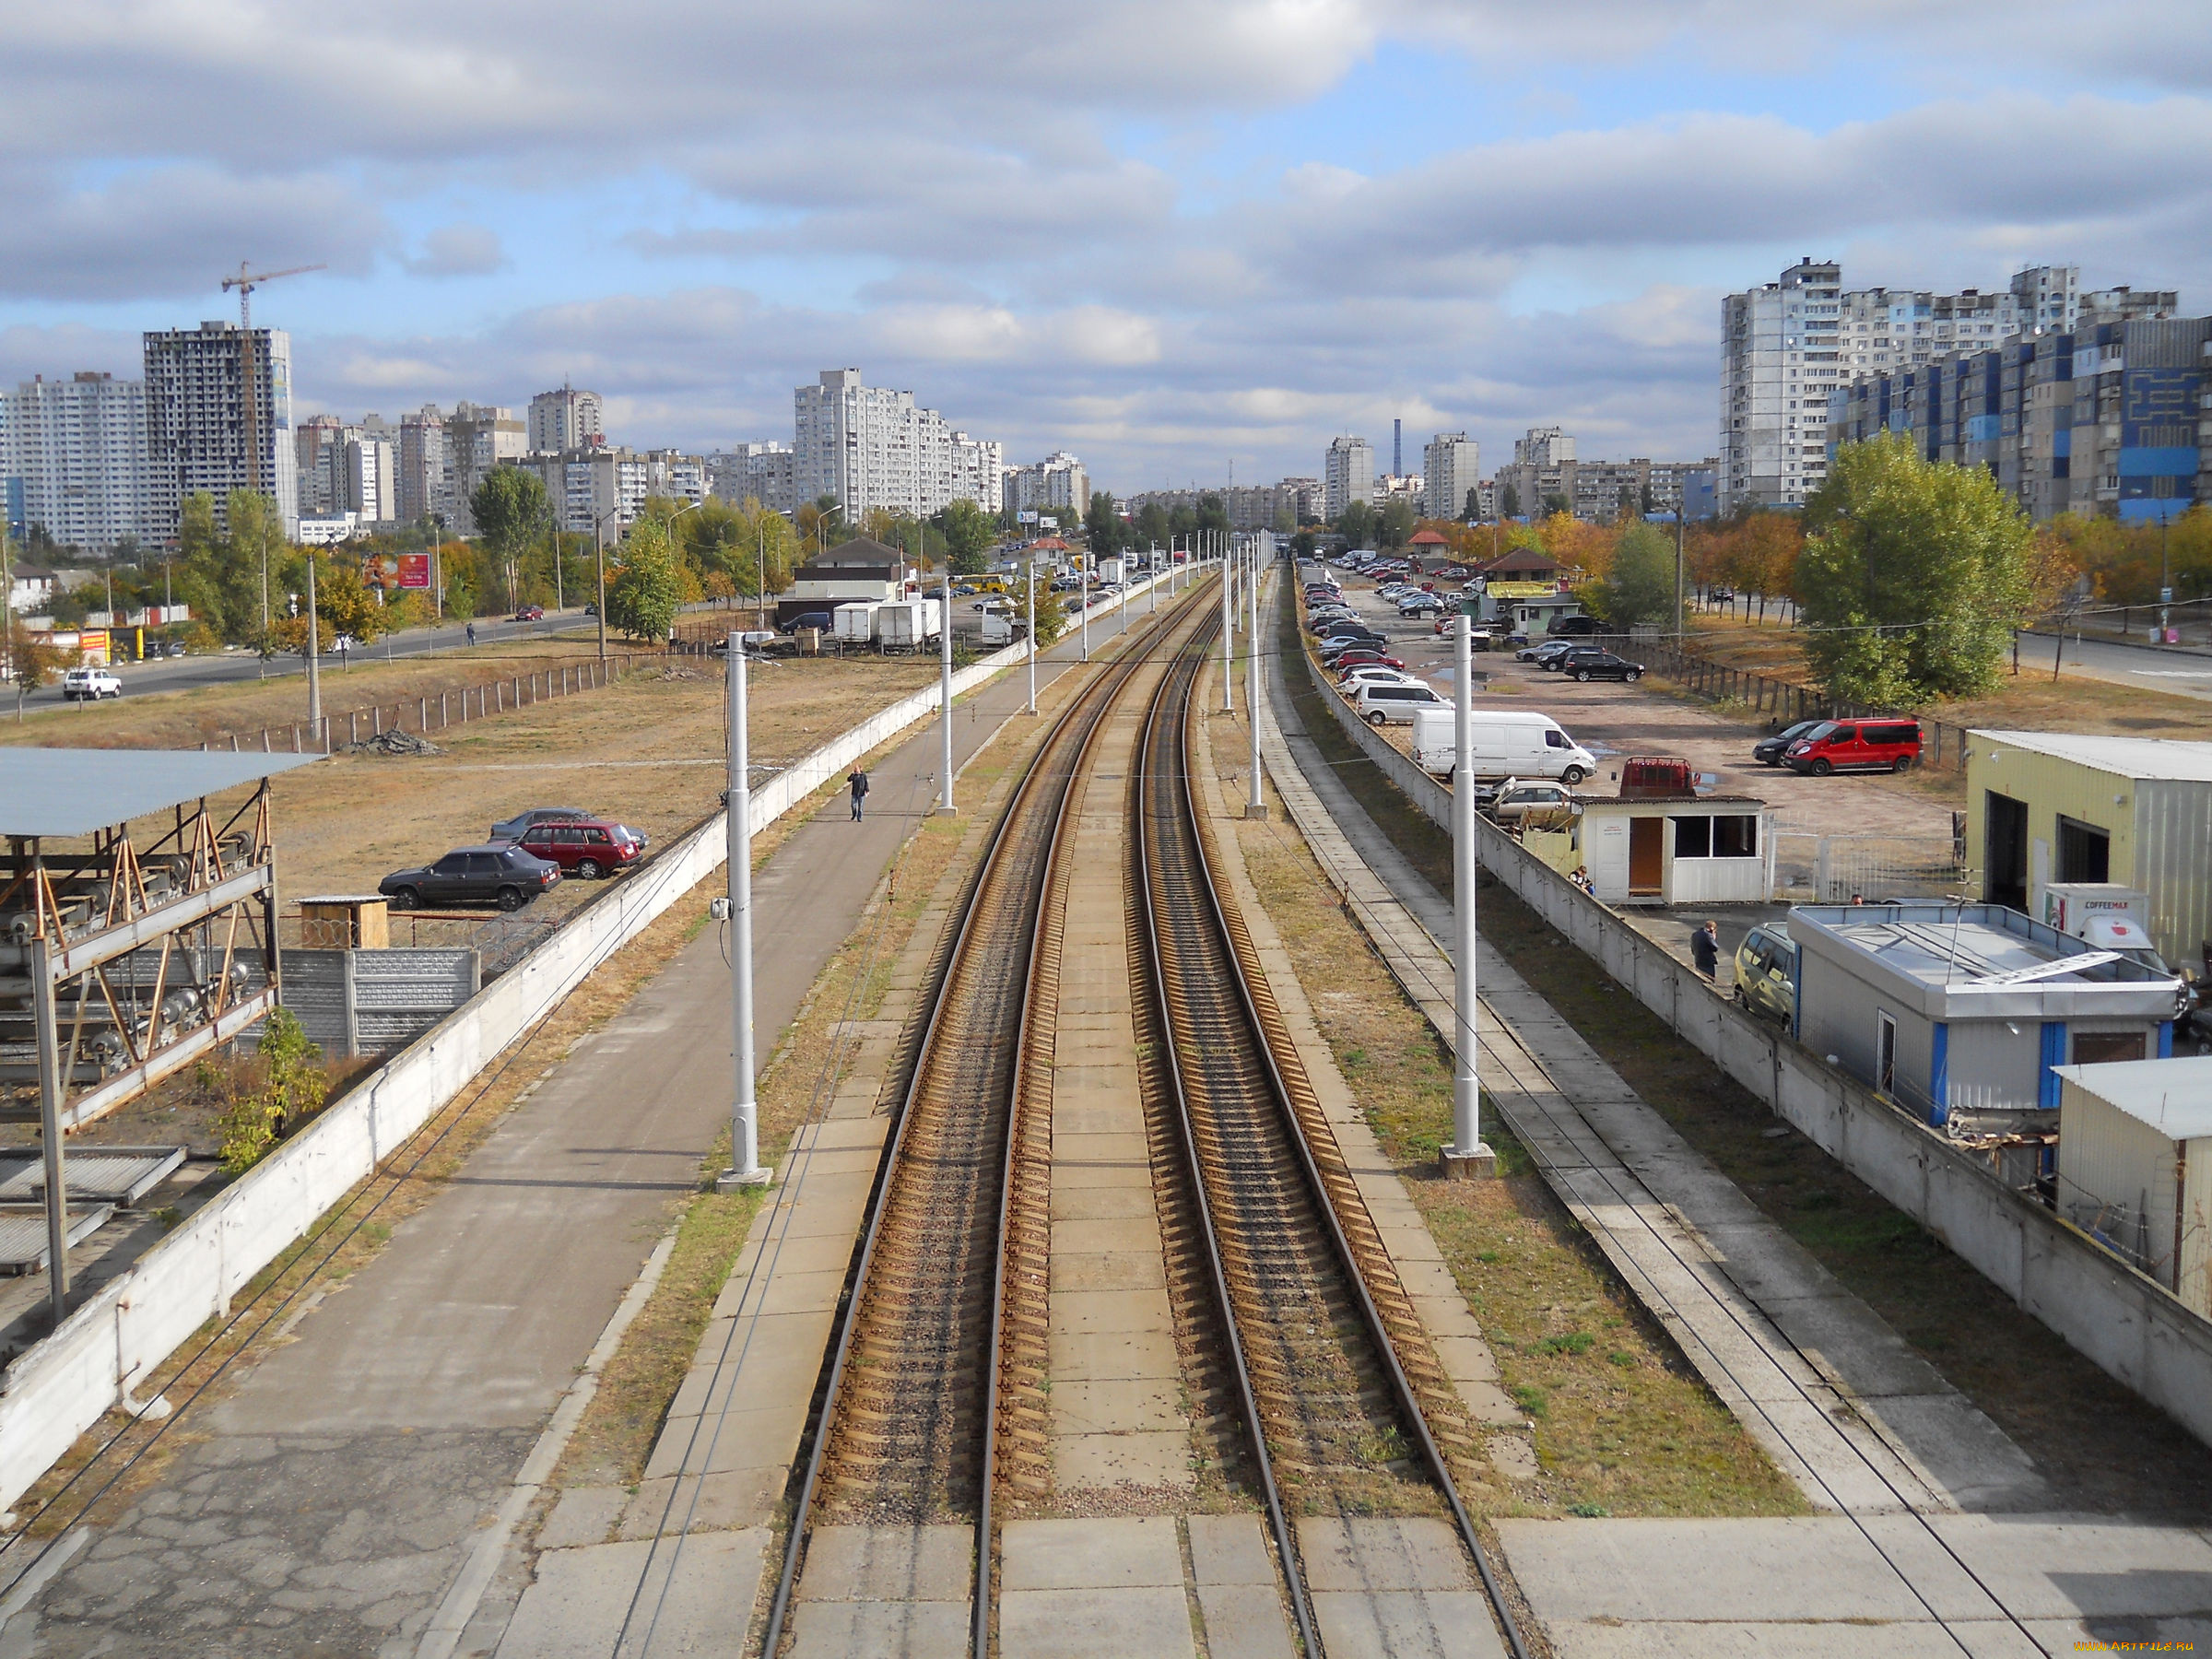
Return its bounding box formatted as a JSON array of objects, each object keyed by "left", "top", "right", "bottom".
[{"left": 366, "top": 553, "right": 432, "bottom": 590}]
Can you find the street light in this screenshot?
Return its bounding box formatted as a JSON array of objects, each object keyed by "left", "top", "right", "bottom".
[{"left": 592, "top": 504, "right": 621, "bottom": 661}]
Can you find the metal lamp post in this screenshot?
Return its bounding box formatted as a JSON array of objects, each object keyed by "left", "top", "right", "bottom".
[
  {"left": 717, "top": 632, "right": 771, "bottom": 1191},
  {"left": 305, "top": 551, "right": 323, "bottom": 742},
  {"left": 1220, "top": 535, "right": 1234, "bottom": 712},
  {"left": 938, "top": 567, "right": 956, "bottom": 814},
  {"left": 1026, "top": 558, "right": 1038, "bottom": 714},
  {"left": 1245, "top": 534, "right": 1266, "bottom": 819}
]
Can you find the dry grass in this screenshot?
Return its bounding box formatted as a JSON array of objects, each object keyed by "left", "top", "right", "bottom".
[{"left": 1235, "top": 652, "right": 1805, "bottom": 1518}]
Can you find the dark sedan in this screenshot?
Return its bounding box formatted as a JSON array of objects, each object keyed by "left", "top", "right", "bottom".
[
  {"left": 1753, "top": 720, "right": 1824, "bottom": 766},
  {"left": 1561, "top": 651, "right": 1645, "bottom": 683},
  {"left": 380, "top": 844, "right": 560, "bottom": 912}
]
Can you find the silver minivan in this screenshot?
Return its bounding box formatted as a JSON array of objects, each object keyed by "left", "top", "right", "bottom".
[{"left": 1353, "top": 681, "right": 1444, "bottom": 725}]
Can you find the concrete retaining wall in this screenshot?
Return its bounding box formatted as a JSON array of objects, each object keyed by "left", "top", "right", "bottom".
[
  {"left": 0, "top": 571, "right": 1191, "bottom": 1516},
  {"left": 1292, "top": 623, "right": 2212, "bottom": 1449}
]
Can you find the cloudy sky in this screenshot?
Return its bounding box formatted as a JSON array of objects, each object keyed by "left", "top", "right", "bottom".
[{"left": 4, "top": 0, "right": 2207, "bottom": 494}]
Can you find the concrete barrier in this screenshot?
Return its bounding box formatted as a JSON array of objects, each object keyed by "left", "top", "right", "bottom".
[
  {"left": 0, "top": 571, "right": 1197, "bottom": 1518},
  {"left": 1292, "top": 614, "right": 2212, "bottom": 1450}
]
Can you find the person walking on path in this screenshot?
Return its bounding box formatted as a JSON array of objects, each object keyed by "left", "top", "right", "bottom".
[
  {"left": 848, "top": 767, "right": 869, "bottom": 821},
  {"left": 465, "top": 622, "right": 477, "bottom": 648},
  {"left": 1691, "top": 919, "right": 1720, "bottom": 979}
]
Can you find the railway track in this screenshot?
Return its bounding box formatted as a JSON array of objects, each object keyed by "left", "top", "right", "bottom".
[
  {"left": 1134, "top": 618, "right": 1533, "bottom": 1659},
  {"left": 761, "top": 586, "right": 1215, "bottom": 1659}
]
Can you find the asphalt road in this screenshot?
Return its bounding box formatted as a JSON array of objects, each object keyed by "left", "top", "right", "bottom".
[
  {"left": 2014, "top": 628, "right": 2212, "bottom": 703},
  {"left": 9, "top": 606, "right": 606, "bottom": 713}
]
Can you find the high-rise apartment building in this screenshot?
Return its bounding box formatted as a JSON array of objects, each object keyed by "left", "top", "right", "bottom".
[
  {"left": 1421, "top": 433, "right": 1478, "bottom": 521},
  {"left": 528, "top": 386, "right": 605, "bottom": 453},
  {"left": 1, "top": 372, "right": 152, "bottom": 551},
  {"left": 142, "top": 321, "right": 297, "bottom": 544},
  {"left": 442, "top": 402, "right": 526, "bottom": 534},
  {"left": 512, "top": 446, "right": 707, "bottom": 535},
  {"left": 709, "top": 442, "right": 796, "bottom": 515},
  {"left": 1005, "top": 452, "right": 1088, "bottom": 518},
  {"left": 396, "top": 406, "right": 448, "bottom": 526},
  {"left": 1494, "top": 427, "right": 1577, "bottom": 520},
  {"left": 1324, "top": 435, "right": 1373, "bottom": 521},
  {"left": 793, "top": 369, "right": 1003, "bottom": 519}
]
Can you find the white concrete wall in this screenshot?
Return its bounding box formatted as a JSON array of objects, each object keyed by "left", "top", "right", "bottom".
[
  {"left": 0, "top": 567, "right": 1191, "bottom": 1518},
  {"left": 1295, "top": 629, "right": 2212, "bottom": 1451}
]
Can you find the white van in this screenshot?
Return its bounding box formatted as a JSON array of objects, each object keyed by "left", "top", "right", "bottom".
[
  {"left": 1352, "top": 681, "right": 1445, "bottom": 725},
  {"left": 1408, "top": 707, "right": 1597, "bottom": 784}
]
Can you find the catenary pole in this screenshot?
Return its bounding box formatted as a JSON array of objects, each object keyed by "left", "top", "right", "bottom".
[
  {"left": 1245, "top": 534, "right": 1266, "bottom": 819},
  {"left": 1444, "top": 612, "right": 1494, "bottom": 1178},
  {"left": 939, "top": 567, "right": 956, "bottom": 814},
  {"left": 718, "top": 634, "right": 770, "bottom": 1190},
  {"left": 1220, "top": 535, "right": 1234, "bottom": 711},
  {"left": 1026, "top": 558, "right": 1038, "bottom": 714}
]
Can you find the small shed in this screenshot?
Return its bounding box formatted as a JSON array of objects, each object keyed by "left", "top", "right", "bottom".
[
  {"left": 1571, "top": 794, "right": 1773, "bottom": 906},
  {"left": 2053, "top": 1053, "right": 2212, "bottom": 1313},
  {"left": 1966, "top": 730, "right": 2212, "bottom": 971},
  {"left": 1792, "top": 903, "right": 2188, "bottom": 1125},
  {"left": 778, "top": 536, "right": 917, "bottom": 628}
]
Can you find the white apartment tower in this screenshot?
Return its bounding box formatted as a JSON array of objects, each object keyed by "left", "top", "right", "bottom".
[
  {"left": 143, "top": 321, "right": 297, "bottom": 543},
  {"left": 1324, "top": 434, "right": 1374, "bottom": 521},
  {"left": 709, "top": 442, "right": 797, "bottom": 515},
  {"left": 1421, "top": 432, "right": 1477, "bottom": 521},
  {"left": 1005, "top": 452, "right": 1088, "bottom": 518},
  {"left": 3, "top": 372, "right": 153, "bottom": 551},
  {"left": 793, "top": 368, "right": 1002, "bottom": 518},
  {"left": 528, "top": 386, "right": 605, "bottom": 453}
]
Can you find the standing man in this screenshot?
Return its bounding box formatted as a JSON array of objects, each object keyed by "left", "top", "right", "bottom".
[
  {"left": 848, "top": 767, "right": 869, "bottom": 822},
  {"left": 465, "top": 621, "right": 477, "bottom": 648},
  {"left": 1691, "top": 920, "right": 1720, "bottom": 979}
]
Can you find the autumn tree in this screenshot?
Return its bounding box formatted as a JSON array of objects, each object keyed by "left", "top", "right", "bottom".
[
  {"left": 1584, "top": 520, "right": 1678, "bottom": 631},
  {"left": 1798, "top": 434, "right": 2036, "bottom": 704},
  {"left": 606, "top": 515, "right": 684, "bottom": 641}
]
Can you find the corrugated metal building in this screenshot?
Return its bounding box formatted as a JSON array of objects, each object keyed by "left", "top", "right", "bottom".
[
  {"left": 1791, "top": 902, "right": 2185, "bottom": 1124},
  {"left": 1967, "top": 731, "right": 2212, "bottom": 971},
  {"left": 2053, "top": 1054, "right": 2212, "bottom": 1313}
]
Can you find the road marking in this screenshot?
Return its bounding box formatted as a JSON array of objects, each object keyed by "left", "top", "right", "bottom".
[{"left": 414, "top": 1225, "right": 678, "bottom": 1659}]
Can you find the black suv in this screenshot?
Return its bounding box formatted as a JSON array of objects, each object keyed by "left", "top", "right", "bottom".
[
  {"left": 1559, "top": 649, "right": 1644, "bottom": 683},
  {"left": 381, "top": 844, "right": 560, "bottom": 912}
]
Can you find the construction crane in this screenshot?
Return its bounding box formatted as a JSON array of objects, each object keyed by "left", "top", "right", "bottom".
[{"left": 218, "top": 263, "right": 324, "bottom": 515}]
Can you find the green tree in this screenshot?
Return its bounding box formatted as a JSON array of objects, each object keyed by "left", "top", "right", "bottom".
[
  {"left": 1542, "top": 492, "right": 1571, "bottom": 518},
  {"left": 1012, "top": 577, "right": 1069, "bottom": 646},
  {"left": 937, "top": 499, "right": 994, "bottom": 575},
  {"left": 1085, "top": 490, "right": 1124, "bottom": 563},
  {"left": 1500, "top": 482, "right": 1522, "bottom": 521},
  {"left": 469, "top": 466, "right": 547, "bottom": 595},
  {"left": 217, "top": 1007, "right": 327, "bottom": 1175},
  {"left": 1379, "top": 497, "right": 1417, "bottom": 549},
  {"left": 1584, "top": 520, "right": 1678, "bottom": 631},
  {"left": 1464, "top": 487, "right": 1482, "bottom": 521},
  {"left": 606, "top": 516, "right": 684, "bottom": 641},
  {"left": 1798, "top": 434, "right": 2035, "bottom": 704},
  {"left": 1194, "top": 493, "right": 1230, "bottom": 541},
  {"left": 1337, "top": 500, "right": 1375, "bottom": 548},
  {"left": 1135, "top": 501, "right": 1171, "bottom": 549}
]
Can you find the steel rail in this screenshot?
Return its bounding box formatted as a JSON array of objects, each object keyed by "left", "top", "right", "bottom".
[
  {"left": 759, "top": 582, "right": 1212, "bottom": 1659},
  {"left": 1140, "top": 617, "right": 1534, "bottom": 1659}
]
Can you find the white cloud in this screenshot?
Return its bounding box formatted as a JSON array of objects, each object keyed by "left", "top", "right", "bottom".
[{"left": 406, "top": 223, "right": 508, "bottom": 278}]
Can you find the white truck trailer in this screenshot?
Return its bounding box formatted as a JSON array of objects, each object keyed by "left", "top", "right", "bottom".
[{"left": 874, "top": 597, "right": 943, "bottom": 653}]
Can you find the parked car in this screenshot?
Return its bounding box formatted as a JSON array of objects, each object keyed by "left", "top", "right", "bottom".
[
  {"left": 1398, "top": 594, "right": 1446, "bottom": 617},
  {"left": 1339, "top": 665, "right": 1421, "bottom": 689},
  {"left": 1784, "top": 718, "right": 1923, "bottom": 775},
  {"left": 1321, "top": 639, "right": 1391, "bottom": 667},
  {"left": 1561, "top": 651, "right": 1645, "bottom": 683},
  {"left": 1753, "top": 720, "right": 1826, "bottom": 766},
  {"left": 491, "top": 806, "right": 593, "bottom": 841},
  {"left": 380, "top": 843, "right": 560, "bottom": 912},
  {"left": 1409, "top": 708, "right": 1596, "bottom": 784},
  {"left": 1353, "top": 680, "right": 1445, "bottom": 724},
  {"left": 516, "top": 818, "right": 643, "bottom": 879},
  {"left": 513, "top": 605, "right": 545, "bottom": 622},
  {"left": 1735, "top": 924, "right": 1796, "bottom": 1024},
  {"left": 62, "top": 666, "right": 123, "bottom": 700},
  {"left": 1550, "top": 614, "right": 1604, "bottom": 637},
  {"left": 1482, "top": 778, "right": 1578, "bottom": 825},
  {"left": 1517, "top": 640, "right": 1577, "bottom": 665},
  {"left": 1329, "top": 649, "right": 1406, "bottom": 673},
  {"left": 782, "top": 611, "right": 833, "bottom": 635},
  {"left": 1710, "top": 586, "right": 1735, "bottom": 606}
]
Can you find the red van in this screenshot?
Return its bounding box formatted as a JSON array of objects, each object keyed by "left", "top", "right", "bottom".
[
  {"left": 1784, "top": 718, "right": 1923, "bottom": 775},
  {"left": 516, "top": 818, "right": 642, "bottom": 879}
]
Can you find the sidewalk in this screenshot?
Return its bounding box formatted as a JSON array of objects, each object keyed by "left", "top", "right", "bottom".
[{"left": 4, "top": 600, "right": 1169, "bottom": 1658}]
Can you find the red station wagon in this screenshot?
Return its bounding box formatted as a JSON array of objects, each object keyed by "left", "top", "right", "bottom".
[
  {"left": 516, "top": 818, "right": 643, "bottom": 879},
  {"left": 1784, "top": 718, "right": 1923, "bottom": 776}
]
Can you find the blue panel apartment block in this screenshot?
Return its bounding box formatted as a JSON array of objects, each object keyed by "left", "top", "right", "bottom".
[{"left": 2117, "top": 446, "right": 2200, "bottom": 477}]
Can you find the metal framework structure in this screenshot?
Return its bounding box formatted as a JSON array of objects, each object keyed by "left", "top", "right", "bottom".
[{"left": 2, "top": 770, "right": 293, "bottom": 1326}]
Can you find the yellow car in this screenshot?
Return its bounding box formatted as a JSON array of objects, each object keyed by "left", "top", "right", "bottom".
[{"left": 1734, "top": 924, "right": 1796, "bottom": 1027}]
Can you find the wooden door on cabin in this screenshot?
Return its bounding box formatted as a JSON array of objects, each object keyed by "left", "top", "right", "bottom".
[{"left": 1629, "top": 817, "right": 1663, "bottom": 896}]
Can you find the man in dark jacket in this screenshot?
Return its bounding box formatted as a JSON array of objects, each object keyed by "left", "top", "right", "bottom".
[
  {"left": 1691, "top": 920, "right": 1720, "bottom": 978},
  {"left": 848, "top": 768, "right": 869, "bottom": 821}
]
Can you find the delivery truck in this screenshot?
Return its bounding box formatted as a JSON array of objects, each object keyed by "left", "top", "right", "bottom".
[
  {"left": 874, "top": 598, "right": 943, "bottom": 653},
  {"left": 833, "top": 602, "right": 882, "bottom": 645},
  {"left": 1409, "top": 707, "right": 1598, "bottom": 784}
]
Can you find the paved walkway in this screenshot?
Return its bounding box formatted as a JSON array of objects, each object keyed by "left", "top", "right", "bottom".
[
  {"left": 2, "top": 596, "right": 1175, "bottom": 1659},
  {"left": 1255, "top": 577, "right": 2212, "bottom": 1655}
]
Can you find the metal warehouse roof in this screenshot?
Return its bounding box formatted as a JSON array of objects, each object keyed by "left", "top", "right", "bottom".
[
  {"left": 1972, "top": 730, "right": 2212, "bottom": 782},
  {"left": 2053, "top": 1054, "right": 2212, "bottom": 1140},
  {"left": 0, "top": 749, "right": 321, "bottom": 839},
  {"left": 1794, "top": 903, "right": 2157, "bottom": 989}
]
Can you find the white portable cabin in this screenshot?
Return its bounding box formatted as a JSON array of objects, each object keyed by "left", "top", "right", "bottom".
[{"left": 2053, "top": 1053, "right": 2212, "bottom": 1314}]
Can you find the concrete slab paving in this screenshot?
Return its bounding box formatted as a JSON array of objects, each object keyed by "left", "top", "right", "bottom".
[
  {"left": 1195, "top": 1583, "right": 1299, "bottom": 1659},
  {"left": 535, "top": 1486, "right": 629, "bottom": 1551},
  {"left": 998, "top": 1586, "right": 1194, "bottom": 1659},
  {"left": 797, "top": 1524, "right": 971, "bottom": 1603},
  {"left": 787, "top": 1600, "right": 971, "bottom": 1659},
  {"left": 1310, "top": 1590, "right": 1509, "bottom": 1659},
  {"left": 493, "top": 1528, "right": 765, "bottom": 1657},
  {"left": 1000, "top": 1516, "right": 1184, "bottom": 1590}
]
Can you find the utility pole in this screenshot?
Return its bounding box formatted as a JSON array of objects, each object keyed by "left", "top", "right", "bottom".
[
  {"left": 1675, "top": 504, "right": 1687, "bottom": 641},
  {"left": 717, "top": 633, "right": 770, "bottom": 1191},
  {"left": 1443, "top": 611, "right": 1495, "bottom": 1179},
  {"left": 258, "top": 518, "right": 270, "bottom": 680},
  {"left": 1025, "top": 559, "right": 1037, "bottom": 714},
  {"left": 594, "top": 506, "right": 616, "bottom": 661},
  {"left": 1246, "top": 534, "right": 1266, "bottom": 819},
  {"left": 1080, "top": 555, "right": 1090, "bottom": 662},
  {"left": 305, "top": 550, "right": 323, "bottom": 740},
  {"left": 1220, "top": 535, "right": 1234, "bottom": 712},
  {"left": 938, "top": 567, "right": 956, "bottom": 815},
  {"left": 2160, "top": 507, "right": 2174, "bottom": 644}
]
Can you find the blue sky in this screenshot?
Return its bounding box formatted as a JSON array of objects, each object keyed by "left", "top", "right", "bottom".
[{"left": 4, "top": 0, "right": 2208, "bottom": 494}]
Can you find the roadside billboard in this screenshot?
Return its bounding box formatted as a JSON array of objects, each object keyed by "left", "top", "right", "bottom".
[{"left": 366, "top": 553, "right": 432, "bottom": 590}]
